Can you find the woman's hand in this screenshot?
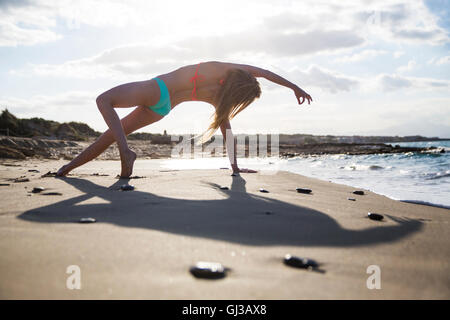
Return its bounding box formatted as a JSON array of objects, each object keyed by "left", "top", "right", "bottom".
[{"left": 294, "top": 87, "right": 313, "bottom": 105}]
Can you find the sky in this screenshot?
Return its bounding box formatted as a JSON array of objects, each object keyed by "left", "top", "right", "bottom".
[{"left": 0, "top": 0, "right": 449, "bottom": 137}]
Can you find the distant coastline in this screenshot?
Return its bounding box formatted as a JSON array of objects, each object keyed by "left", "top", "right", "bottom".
[{"left": 0, "top": 109, "right": 447, "bottom": 160}]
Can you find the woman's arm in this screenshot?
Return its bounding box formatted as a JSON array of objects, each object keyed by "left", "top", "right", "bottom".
[
  {"left": 226, "top": 62, "right": 313, "bottom": 105},
  {"left": 219, "top": 120, "right": 237, "bottom": 171},
  {"left": 219, "top": 120, "right": 257, "bottom": 174}
]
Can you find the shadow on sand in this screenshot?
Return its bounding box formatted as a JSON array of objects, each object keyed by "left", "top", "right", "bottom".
[{"left": 18, "top": 174, "right": 422, "bottom": 247}]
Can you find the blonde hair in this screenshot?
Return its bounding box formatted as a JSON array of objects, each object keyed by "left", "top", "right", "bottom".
[{"left": 199, "top": 68, "right": 261, "bottom": 144}]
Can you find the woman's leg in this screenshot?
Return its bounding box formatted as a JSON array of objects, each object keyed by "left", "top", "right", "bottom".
[
  {"left": 73, "top": 79, "right": 160, "bottom": 177},
  {"left": 57, "top": 105, "right": 164, "bottom": 176},
  {"left": 96, "top": 95, "right": 137, "bottom": 177}
]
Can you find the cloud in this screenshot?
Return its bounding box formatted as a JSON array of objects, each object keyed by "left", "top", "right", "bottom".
[
  {"left": 362, "top": 97, "right": 450, "bottom": 137},
  {"left": 2, "top": 0, "right": 449, "bottom": 49},
  {"left": 377, "top": 74, "right": 413, "bottom": 91},
  {"left": 0, "top": 0, "right": 61, "bottom": 47},
  {"left": 10, "top": 44, "right": 191, "bottom": 80},
  {"left": 393, "top": 50, "right": 405, "bottom": 58},
  {"left": 176, "top": 29, "right": 365, "bottom": 58},
  {"left": 54, "top": 0, "right": 141, "bottom": 29},
  {"left": 0, "top": 91, "right": 99, "bottom": 125},
  {"left": 0, "top": 0, "right": 140, "bottom": 47},
  {"left": 428, "top": 55, "right": 450, "bottom": 65},
  {"left": 356, "top": 2, "right": 449, "bottom": 45},
  {"left": 11, "top": 25, "right": 365, "bottom": 80},
  {"left": 263, "top": 11, "right": 315, "bottom": 32},
  {"left": 10, "top": 19, "right": 366, "bottom": 81},
  {"left": 375, "top": 73, "right": 450, "bottom": 91},
  {"left": 0, "top": 21, "right": 61, "bottom": 47},
  {"left": 335, "top": 49, "right": 388, "bottom": 63},
  {"left": 290, "top": 65, "right": 360, "bottom": 93},
  {"left": 396, "top": 60, "right": 417, "bottom": 73},
  {"left": 0, "top": 0, "right": 32, "bottom": 9}
]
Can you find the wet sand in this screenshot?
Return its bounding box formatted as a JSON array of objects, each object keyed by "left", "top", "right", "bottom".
[{"left": 0, "top": 159, "right": 449, "bottom": 299}]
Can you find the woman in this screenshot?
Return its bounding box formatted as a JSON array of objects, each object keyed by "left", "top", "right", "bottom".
[{"left": 56, "top": 61, "right": 312, "bottom": 177}]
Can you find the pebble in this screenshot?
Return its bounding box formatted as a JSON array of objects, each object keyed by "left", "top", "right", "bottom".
[
  {"left": 41, "top": 171, "right": 57, "bottom": 178},
  {"left": 190, "top": 262, "right": 226, "bottom": 279},
  {"left": 219, "top": 186, "right": 229, "bottom": 190},
  {"left": 14, "top": 178, "right": 29, "bottom": 183},
  {"left": 28, "top": 169, "right": 40, "bottom": 173},
  {"left": 120, "top": 184, "right": 135, "bottom": 191},
  {"left": 353, "top": 190, "right": 365, "bottom": 195},
  {"left": 368, "top": 212, "right": 384, "bottom": 221},
  {"left": 284, "top": 254, "right": 319, "bottom": 270},
  {"left": 116, "top": 175, "right": 145, "bottom": 179},
  {"left": 296, "top": 188, "right": 312, "bottom": 194},
  {"left": 32, "top": 187, "right": 45, "bottom": 193},
  {"left": 78, "top": 217, "right": 96, "bottom": 223},
  {"left": 259, "top": 188, "right": 269, "bottom": 193},
  {"left": 348, "top": 198, "right": 356, "bottom": 201},
  {"left": 42, "top": 192, "right": 62, "bottom": 196}
]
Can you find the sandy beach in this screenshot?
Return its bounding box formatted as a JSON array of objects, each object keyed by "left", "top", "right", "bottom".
[{"left": 0, "top": 158, "right": 449, "bottom": 299}]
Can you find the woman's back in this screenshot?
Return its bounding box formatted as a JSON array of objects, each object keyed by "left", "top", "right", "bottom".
[{"left": 157, "top": 61, "right": 229, "bottom": 107}]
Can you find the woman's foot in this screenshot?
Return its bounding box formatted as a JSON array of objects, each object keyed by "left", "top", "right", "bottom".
[
  {"left": 56, "top": 164, "right": 71, "bottom": 177},
  {"left": 120, "top": 149, "right": 137, "bottom": 178}
]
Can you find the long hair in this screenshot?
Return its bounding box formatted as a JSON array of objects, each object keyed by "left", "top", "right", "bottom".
[{"left": 199, "top": 68, "right": 261, "bottom": 144}]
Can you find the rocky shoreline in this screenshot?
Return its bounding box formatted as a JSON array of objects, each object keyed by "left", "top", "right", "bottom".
[
  {"left": 1, "top": 110, "right": 446, "bottom": 161},
  {"left": 0, "top": 135, "right": 444, "bottom": 161},
  {"left": 0, "top": 136, "right": 172, "bottom": 160},
  {"left": 279, "top": 142, "right": 445, "bottom": 157}
]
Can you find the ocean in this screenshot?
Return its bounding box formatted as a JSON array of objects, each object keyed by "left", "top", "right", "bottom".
[{"left": 161, "top": 140, "right": 450, "bottom": 209}]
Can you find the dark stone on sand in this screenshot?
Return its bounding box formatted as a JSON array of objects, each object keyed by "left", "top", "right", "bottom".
[
  {"left": 353, "top": 190, "right": 365, "bottom": 195},
  {"left": 348, "top": 198, "right": 356, "bottom": 201},
  {"left": 28, "top": 169, "right": 40, "bottom": 173},
  {"left": 32, "top": 187, "right": 45, "bottom": 193},
  {"left": 120, "top": 184, "right": 135, "bottom": 191},
  {"left": 42, "top": 192, "right": 62, "bottom": 196},
  {"left": 116, "top": 175, "right": 145, "bottom": 179},
  {"left": 284, "top": 254, "right": 319, "bottom": 270},
  {"left": 296, "top": 188, "right": 312, "bottom": 194},
  {"left": 0, "top": 163, "right": 21, "bottom": 167},
  {"left": 14, "top": 177, "right": 29, "bottom": 183},
  {"left": 259, "top": 188, "right": 269, "bottom": 193},
  {"left": 368, "top": 212, "right": 384, "bottom": 221},
  {"left": 78, "top": 217, "right": 96, "bottom": 223},
  {"left": 219, "top": 186, "right": 229, "bottom": 190},
  {"left": 41, "top": 171, "right": 57, "bottom": 178},
  {"left": 189, "top": 262, "right": 226, "bottom": 280}
]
